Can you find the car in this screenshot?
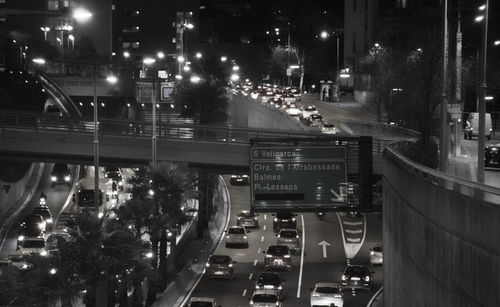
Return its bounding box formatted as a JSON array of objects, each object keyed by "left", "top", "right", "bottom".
[
  {"left": 205, "top": 255, "right": 235, "bottom": 279},
  {"left": 225, "top": 226, "right": 248, "bottom": 248},
  {"left": 18, "top": 237, "right": 47, "bottom": 256},
  {"left": 254, "top": 272, "right": 284, "bottom": 298},
  {"left": 273, "top": 211, "right": 297, "bottom": 232},
  {"left": 249, "top": 289, "right": 282, "bottom": 307},
  {"left": 104, "top": 167, "right": 123, "bottom": 190},
  {"left": 276, "top": 229, "right": 300, "bottom": 253},
  {"left": 7, "top": 254, "right": 32, "bottom": 270},
  {"left": 264, "top": 245, "right": 292, "bottom": 271},
  {"left": 341, "top": 265, "right": 374, "bottom": 291},
  {"left": 369, "top": 244, "right": 383, "bottom": 265},
  {"left": 237, "top": 210, "right": 259, "bottom": 228},
  {"left": 282, "top": 93, "right": 296, "bottom": 104},
  {"left": 307, "top": 114, "right": 324, "bottom": 127},
  {"left": 18, "top": 214, "right": 45, "bottom": 245},
  {"left": 32, "top": 206, "right": 53, "bottom": 226},
  {"left": 310, "top": 282, "right": 344, "bottom": 307},
  {"left": 485, "top": 143, "right": 500, "bottom": 168},
  {"left": 0, "top": 259, "right": 13, "bottom": 277},
  {"left": 230, "top": 174, "right": 249, "bottom": 185},
  {"left": 286, "top": 107, "right": 301, "bottom": 121},
  {"left": 300, "top": 105, "right": 318, "bottom": 120},
  {"left": 50, "top": 163, "right": 71, "bottom": 186},
  {"left": 186, "top": 297, "right": 220, "bottom": 307},
  {"left": 321, "top": 123, "right": 337, "bottom": 134}
]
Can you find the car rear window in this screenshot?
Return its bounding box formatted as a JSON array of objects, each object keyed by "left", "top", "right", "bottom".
[
  {"left": 252, "top": 294, "right": 277, "bottom": 303},
  {"left": 267, "top": 245, "right": 289, "bottom": 255},
  {"left": 276, "top": 212, "right": 294, "bottom": 219},
  {"left": 372, "top": 246, "right": 382, "bottom": 252},
  {"left": 190, "top": 302, "right": 213, "bottom": 307},
  {"left": 228, "top": 228, "right": 245, "bottom": 234},
  {"left": 316, "top": 286, "right": 339, "bottom": 294},
  {"left": 209, "top": 255, "right": 231, "bottom": 264},
  {"left": 22, "top": 240, "right": 45, "bottom": 248},
  {"left": 279, "top": 230, "right": 297, "bottom": 238},
  {"left": 346, "top": 266, "right": 369, "bottom": 275}
]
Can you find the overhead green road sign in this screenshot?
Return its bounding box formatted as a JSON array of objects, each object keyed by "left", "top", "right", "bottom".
[{"left": 251, "top": 146, "right": 347, "bottom": 211}]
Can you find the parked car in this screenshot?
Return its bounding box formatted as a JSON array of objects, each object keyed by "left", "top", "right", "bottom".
[
  {"left": 321, "top": 123, "right": 337, "bottom": 134},
  {"left": 264, "top": 245, "right": 292, "bottom": 271},
  {"left": 369, "top": 244, "right": 383, "bottom": 265},
  {"left": 186, "top": 297, "right": 220, "bottom": 307},
  {"left": 276, "top": 229, "right": 300, "bottom": 253},
  {"left": 254, "top": 272, "right": 284, "bottom": 298},
  {"left": 310, "top": 282, "right": 344, "bottom": 307},
  {"left": 249, "top": 289, "right": 282, "bottom": 307},
  {"left": 230, "top": 174, "right": 249, "bottom": 185},
  {"left": 225, "top": 226, "right": 248, "bottom": 248},
  {"left": 273, "top": 211, "right": 297, "bottom": 232},
  {"left": 205, "top": 255, "right": 235, "bottom": 279},
  {"left": 341, "top": 265, "right": 374, "bottom": 291},
  {"left": 237, "top": 210, "right": 259, "bottom": 228},
  {"left": 485, "top": 143, "right": 500, "bottom": 168},
  {"left": 50, "top": 163, "right": 71, "bottom": 186}
]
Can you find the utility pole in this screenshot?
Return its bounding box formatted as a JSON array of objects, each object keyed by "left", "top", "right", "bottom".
[
  {"left": 477, "top": 0, "right": 489, "bottom": 184},
  {"left": 439, "top": 0, "right": 449, "bottom": 172},
  {"left": 453, "top": 1, "right": 463, "bottom": 157}
]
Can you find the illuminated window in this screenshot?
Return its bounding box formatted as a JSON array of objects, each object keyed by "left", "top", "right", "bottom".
[{"left": 48, "top": 0, "right": 59, "bottom": 10}]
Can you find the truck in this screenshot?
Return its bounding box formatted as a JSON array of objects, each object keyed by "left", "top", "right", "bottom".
[{"left": 73, "top": 177, "right": 109, "bottom": 218}]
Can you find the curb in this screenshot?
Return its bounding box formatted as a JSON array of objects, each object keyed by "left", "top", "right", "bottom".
[{"left": 366, "top": 286, "right": 383, "bottom": 307}]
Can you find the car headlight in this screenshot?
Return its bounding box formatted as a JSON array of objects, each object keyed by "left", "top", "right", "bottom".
[
  {"left": 275, "top": 302, "right": 279, "bottom": 306},
  {"left": 18, "top": 235, "right": 25, "bottom": 241},
  {"left": 255, "top": 284, "right": 260, "bottom": 289},
  {"left": 292, "top": 218, "right": 296, "bottom": 222},
  {"left": 98, "top": 212, "right": 104, "bottom": 219},
  {"left": 265, "top": 254, "right": 273, "bottom": 258},
  {"left": 370, "top": 251, "right": 375, "bottom": 256},
  {"left": 277, "top": 285, "right": 282, "bottom": 290},
  {"left": 118, "top": 181, "right": 123, "bottom": 186},
  {"left": 243, "top": 236, "right": 247, "bottom": 239},
  {"left": 273, "top": 218, "right": 278, "bottom": 222},
  {"left": 254, "top": 217, "right": 258, "bottom": 220},
  {"left": 364, "top": 276, "right": 370, "bottom": 282},
  {"left": 284, "top": 254, "right": 291, "bottom": 258},
  {"left": 64, "top": 175, "right": 71, "bottom": 182},
  {"left": 237, "top": 217, "right": 242, "bottom": 220},
  {"left": 226, "top": 235, "right": 230, "bottom": 239},
  {"left": 40, "top": 250, "right": 48, "bottom": 257},
  {"left": 341, "top": 275, "right": 346, "bottom": 281},
  {"left": 228, "top": 263, "right": 233, "bottom": 268},
  {"left": 205, "top": 263, "right": 210, "bottom": 267},
  {"left": 46, "top": 218, "right": 53, "bottom": 224},
  {"left": 38, "top": 223, "right": 45, "bottom": 230},
  {"left": 51, "top": 176, "right": 57, "bottom": 182},
  {"left": 312, "top": 293, "right": 320, "bottom": 297}
]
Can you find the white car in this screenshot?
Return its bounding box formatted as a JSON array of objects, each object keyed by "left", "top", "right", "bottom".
[
  {"left": 187, "top": 297, "right": 219, "bottom": 307},
  {"left": 369, "top": 244, "right": 383, "bottom": 265},
  {"left": 310, "top": 282, "right": 344, "bottom": 307},
  {"left": 286, "top": 107, "right": 301, "bottom": 121},
  {"left": 18, "top": 237, "right": 47, "bottom": 256},
  {"left": 300, "top": 105, "right": 318, "bottom": 120},
  {"left": 249, "top": 289, "right": 281, "bottom": 307},
  {"left": 276, "top": 229, "right": 300, "bottom": 253},
  {"left": 321, "top": 123, "right": 337, "bottom": 134},
  {"left": 225, "top": 226, "right": 248, "bottom": 248}
]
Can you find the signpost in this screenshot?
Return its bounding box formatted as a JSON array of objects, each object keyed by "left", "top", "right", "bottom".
[{"left": 251, "top": 146, "right": 348, "bottom": 211}]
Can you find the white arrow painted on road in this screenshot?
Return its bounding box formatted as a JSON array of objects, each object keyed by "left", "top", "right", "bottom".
[
  {"left": 318, "top": 240, "right": 331, "bottom": 258},
  {"left": 330, "top": 189, "right": 344, "bottom": 202}
]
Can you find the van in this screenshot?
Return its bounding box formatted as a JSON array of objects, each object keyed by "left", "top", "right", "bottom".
[{"left": 464, "top": 112, "right": 493, "bottom": 140}]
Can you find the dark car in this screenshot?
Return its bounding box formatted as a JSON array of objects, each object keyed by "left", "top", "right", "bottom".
[
  {"left": 230, "top": 174, "right": 249, "bottom": 185},
  {"left": 341, "top": 265, "right": 374, "bottom": 291},
  {"left": 255, "top": 272, "right": 284, "bottom": 297},
  {"left": 236, "top": 210, "right": 259, "bottom": 228},
  {"left": 105, "top": 167, "right": 123, "bottom": 190},
  {"left": 205, "top": 255, "right": 235, "bottom": 279},
  {"left": 307, "top": 114, "right": 324, "bottom": 127},
  {"left": 485, "top": 143, "right": 500, "bottom": 168},
  {"left": 264, "top": 245, "right": 292, "bottom": 271},
  {"left": 32, "top": 206, "right": 53, "bottom": 226},
  {"left": 18, "top": 214, "right": 45, "bottom": 246},
  {"left": 50, "top": 164, "right": 71, "bottom": 187},
  {"left": 273, "top": 211, "right": 297, "bottom": 232}
]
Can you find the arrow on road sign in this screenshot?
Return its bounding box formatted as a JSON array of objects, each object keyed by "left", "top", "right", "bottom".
[
  {"left": 318, "top": 240, "right": 331, "bottom": 258},
  {"left": 330, "top": 189, "right": 344, "bottom": 202}
]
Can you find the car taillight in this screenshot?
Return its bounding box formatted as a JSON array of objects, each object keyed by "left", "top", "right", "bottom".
[
  {"left": 341, "top": 275, "right": 346, "bottom": 281},
  {"left": 284, "top": 254, "right": 291, "bottom": 258},
  {"left": 364, "top": 276, "right": 370, "bottom": 282}
]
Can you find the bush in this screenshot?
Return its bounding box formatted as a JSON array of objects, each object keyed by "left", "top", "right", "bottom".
[{"left": 403, "top": 138, "right": 438, "bottom": 169}]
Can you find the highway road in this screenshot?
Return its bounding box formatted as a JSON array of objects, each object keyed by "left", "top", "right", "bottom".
[{"left": 188, "top": 177, "right": 383, "bottom": 307}]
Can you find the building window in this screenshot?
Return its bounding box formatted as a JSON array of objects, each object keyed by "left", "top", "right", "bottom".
[
  {"left": 395, "top": 0, "right": 407, "bottom": 8},
  {"left": 63, "top": 0, "right": 69, "bottom": 8},
  {"left": 353, "top": 0, "right": 357, "bottom": 11},
  {"left": 48, "top": 0, "right": 59, "bottom": 10},
  {"left": 352, "top": 32, "right": 356, "bottom": 52}
]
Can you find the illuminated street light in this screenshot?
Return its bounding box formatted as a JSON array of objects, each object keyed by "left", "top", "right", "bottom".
[
  {"left": 475, "top": 15, "right": 484, "bottom": 22},
  {"left": 230, "top": 74, "right": 240, "bottom": 82},
  {"left": 40, "top": 26, "right": 50, "bottom": 41},
  {"left": 320, "top": 31, "right": 328, "bottom": 39},
  {"left": 485, "top": 96, "right": 494, "bottom": 101},
  {"left": 195, "top": 52, "right": 202, "bottom": 59},
  {"left": 68, "top": 34, "right": 75, "bottom": 50},
  {"left": 494, "top": 40, "right": 500, "bottom": 46},
  {"left": 190, "top": 75, "right": 201, "bottom": 83},
  {"left": 479, "top": 4, "right": 486, "bottom": 10},
  {"left": 232, "top": 65, "right": 239, "bottom": 71},
  {"left": 32, "top": 58, "right": 46, "bottom": 65},
  {"left": 73, "top": 8, "right": 92, "bottom": 23},
  {"left": 177, "top": 55, "right": 185, "bottom": 63},
  {"left": 106, "top": 75, "right": 118, "bottom": 84},
  {"left": 157, "top": 51, "right": 165, "bottom": 59},
  {"left": 183, "top": 65, "right": 191, "bottom": 72},
  {"left": 49, "top": 268, "right": 57, "bottom": 275},
  {"left": 123, "top": 51, "right": 130, "bottom": 58},
  {"left": 175, "top": 74, "right": 183, "bottom": 80},
  {"left": 220, "top": 56, "right": 228, "bottom": 62},
  {"left": 143, "top": 57, "right": 156, "bottom": 65}
]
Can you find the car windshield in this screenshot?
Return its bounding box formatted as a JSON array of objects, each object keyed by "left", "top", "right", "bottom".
[
  {"left": 346, "top": 266, "right": 369, "bottom": 275},
  {"left": 190, "top": 302, "right": 213, "bottom": 307},
  {"left": 228, "top": 228, "right": 245, "bottom": 234},
  {"left": 209, "top": 255, "right": 231, "bottom": 264},
  {"left": 252, "top": 294, "right": 277, "bottom": 303},
  {"left": 267, "top": 246, "right": 289, "bottom": 255},
  {"left": 279, "top": 230, "right": 297, "bottom": 238},
  {"left": 316, "top": 286, "right": 339, "bottom": 294},
  {"left": 323, "top": 124, "right": 335, "bottom": 128},
  {"left": 372, "top": 246, "right": 382, "bottom": 252},
  {"left": 22, "top": 240, "right": 45, "bottom": 248}
]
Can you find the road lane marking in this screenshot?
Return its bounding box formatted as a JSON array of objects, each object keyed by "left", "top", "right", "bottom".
[
  {"left": 249, "top": 273, "right": 253, "bottom": 280},
  {"left": 345, "top": 229, "right": 363, "bottom": 234},
  {"left": 242, "top": 289, "right": 247, "bottom": 296},
  {"left": 346, "top": 237, "right": 361, "bottom": 243},
  {"left": 254, "top": 259, "right": 258, "bottom": 266},
  {"left": 297, "top": 214, "right": 305, "bottom": 298},
  {"left": 261, "top": 236, "right": 265, "bottom": 242},
  {"left": 264, "top": 214, "right": 267, "bottom": 220},
  {"left": 257, "top": 247, "right": 261, "bottom": 254},
  {"left": 263, "top": 224, "right": 266, "bottom": 231},
  {"left": 343, "top": 221, "right": 363, "bottom": 226}
]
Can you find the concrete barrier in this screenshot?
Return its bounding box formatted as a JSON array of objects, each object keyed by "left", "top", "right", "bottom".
[{"left": 383, "top": 144, "right": 500, "bottom": 307}]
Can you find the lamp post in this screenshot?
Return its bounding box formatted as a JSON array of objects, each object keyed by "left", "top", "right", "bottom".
[
  {"left": 439, "top": 0, "right": 449, "bottom": 172},
  {"left": 92, "top": 63, "right": 100, "bottom": 215},
  {"left": 143, "top": 57, "right": 157, "bottom": 166},
  {"left": 40, "top": 27, "right": 50, "bottom": 41},
  {"left": 476, "top": 0, "right": 489, "bottom": 183}
]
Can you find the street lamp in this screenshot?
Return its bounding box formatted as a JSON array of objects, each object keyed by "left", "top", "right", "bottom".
[
  {"left": 73, "top": 8, "right": 93, "bottom": 23},
  {"left": 40, "top": 27, "right": 50, "bottom": 41},
  {"left": 68, "top": 34, "right": 75, "bottom": 50},
  {"left": 195, "top": 52, "right": 202, "bottom": 59},
  {"left": 143, "top": 57, "right": 158, "bottom": 166},
  {"left": 220, "top": 56, "right": 228, "bottom": 62}
]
